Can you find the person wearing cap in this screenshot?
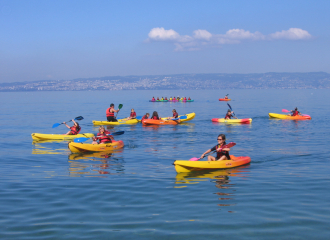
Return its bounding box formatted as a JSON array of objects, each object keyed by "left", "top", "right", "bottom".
[{"left": 224, "top": 109, "right": 237, "bottom": 119}]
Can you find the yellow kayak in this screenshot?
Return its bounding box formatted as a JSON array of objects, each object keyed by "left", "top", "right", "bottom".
[
  {"left": 68, "top": 140, "right": 124, "bottom": 153},
  {"left": 161, "top": 112, "right": 196, "bottom": 123},
  {"left": 93, "top": 118, "right": 139, "bottom": 125},
  {"left": 174, "top": 155, "right": 251, "bottom": 173},
  {"left": 212, "top": 118, "right": 252, "bottom": 124},
  {"left": 31, "top": 133, "right": 94, "bottom": 141},
  {"left": 269, "top": 113, "right": 311, "bottom": 120}
]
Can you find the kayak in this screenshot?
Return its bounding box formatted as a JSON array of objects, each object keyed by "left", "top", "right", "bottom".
[
  {"left": 142, "top": 119, "right": 179, "bottom": 125},
  {"left": 269, "top": 113, "right": 311, "bottom": 120},
  {"left": 161, "top": 112, "right": 196, "bottom": 123},
  {"left": 173, "top": 155, "right": 251, "bottom": 173},
  {"left": 149, "top": 100, "right": 168, "bottom": 102},
  {"left": 68, "top": 140, "right": 124, "bottom": 153},
  {"left": 31, "top": 133, "right": 94, "bottom": 141},
  {"left": 93, "top": 119, "right": 139, "bottom": 125},
  {"left": 219, "top": 98, "right": 231, "bottom": 101},
  {"left": 212, "top": 118, "right": 252, "bottom": 124}
]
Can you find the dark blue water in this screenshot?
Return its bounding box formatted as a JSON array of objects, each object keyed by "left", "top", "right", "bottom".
[{"left": 0, "top": 90, "right": 329, "bottom": 239}]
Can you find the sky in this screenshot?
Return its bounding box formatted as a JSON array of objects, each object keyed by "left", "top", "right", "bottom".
[{"left": 0, "top": 0, "right": 330, "bottom": 83}]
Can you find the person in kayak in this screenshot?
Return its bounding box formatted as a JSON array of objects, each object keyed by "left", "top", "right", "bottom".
[
  {"left": 126, "top": 108, "right": 136, "bottom": 120},
  {"left": 290, "top": 107, "right": 301, "bottom": 116},
  {"left": 161, "top": 97, "right": 164, "bottom": 100},
  {"left": 184, "top": 97, "right": 187, "bottom": 101},
  {"left": 224, "top": 94, "right": 229, "bottom": 99},
  {"left": 169, "top": 97, "right": 172, "bottom": 101},
  {"left": 165, "top": 97, "right": 168, "bottom": 100},
  {"left": 106, "top": 103, "right": 119, "bottom": 122},
  {"left": 157, "top": 97, "right": 159, "bottom": 101},
  {"left": 225, "top": 109, "right": 237, "bottom": 119},
  {"left": 151, "top": 111, "right": 160, "bottom": 120},
  {"left": 92, "top": 126, "right": 114, "bottom": 144},
  {"left": 152, "top": 97, "right": 155, "bottom": 101},
  {"left": 188, "top": 97, "right": 191, "bottom": 100},
  {"left": 200, "top": 134, "right": 231, "bottom": 161},
  {"left": 64, "top": 119, "right": 81, "bottom": 135},
  {"left": 142, "top": 113, "right": 150, "bottom": 120},
  {"left": 168, "top": 109, "right": 180, "bottom": 122}
]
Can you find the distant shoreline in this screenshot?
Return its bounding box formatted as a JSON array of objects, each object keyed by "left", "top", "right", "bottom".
[{"left": 1, "top": 72, "right": 329, "bottom": 92}]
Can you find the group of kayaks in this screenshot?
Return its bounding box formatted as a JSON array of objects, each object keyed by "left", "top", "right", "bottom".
[{"left": 150, "top": 99, "right": 194, "bottom": 102}]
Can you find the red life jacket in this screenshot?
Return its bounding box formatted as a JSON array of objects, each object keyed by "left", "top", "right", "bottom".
[
  {"left": 173, "top": 112, "right": 178, "bottom": 118},
  {"left": 184, "top": 97, "right": 187, "bottom": 100},
  {"left": 70, "top": 126, "right": 81, "bottom": 135},
  {"left": 292, "top": 110, "right": 299, "bottom": 116},
  {"left": 97, "top": 131, "right": 112, "bottom": 143},
  {"left": 142, "top": 115, "right": 149, "bottom": 120},
  {"left": 225, "top": 96, "right": 228, "bottom": 99},
  {"left": 216, "top": 143, "right": 230, "bottom": 159},
  {"left": 165, "top": 97, "right": 167, "bottom": 100},
  {"left": 130, "top": 112, "right": 136, "bottom": 118},
  {"left": 152, "top": 116, "right": 159, "bottom": 120},
  {"left": 225, "top": 114, "right": 231, "bottom": 119},
  {"left": 152, "top": 98, "right": 155, "bottom": 101},
  {"left": 106, "top": 107, "right": 114, "bottom": 117},
  {"left": 188, "top": 98, "right": 191, "bottom": 100}
]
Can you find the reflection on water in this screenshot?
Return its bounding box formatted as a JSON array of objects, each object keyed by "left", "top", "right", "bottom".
[
  {"left": 175, "top": 166, "right": 250, "bottom": 209},
  {"left": 68, "top": 150, "right": 125, "bottom": 177},
  {"left": 32, "top": 141, "right": 70, "bottom": 155}
]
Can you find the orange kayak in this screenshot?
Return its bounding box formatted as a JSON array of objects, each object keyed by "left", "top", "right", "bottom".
[
  {"left": 219, "top": 98, "right": 231, "bottom": 101},
  {"left": 142, "top": 119, "right": 179, "bottom": 125}
]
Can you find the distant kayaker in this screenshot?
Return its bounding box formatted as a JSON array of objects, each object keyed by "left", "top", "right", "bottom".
[
  {"left": 126, "top": 108, "right": 136, "bottom": 120},
  {"left": 184, "top": 97, "right": 187, "bottom": 101},
  {"left": 290, "top": 107, "right": 301, "bottom": 116},
  {"left": 165, "top": 97, "right": 168, "bottom": 100},
  {"left": 177, "top": 97, "right": 180, "bottom": 100},
  {"left": 200, "top": 134, "right": 231, "bottom": 161},
  {"left": 92, "top": 126, "right": 114, "bottom": 144},
  {"left": 224, "top": 94, "right": 229, "bottom": 99},
  {"left": 169, "top": 109, "right": 180, "bottom": 122},
  {"left": 152, "top": 97, "right": 155, "bottom": 101},
  {"left": 161, "top": 97, "right": 164, "bottom": 100},
  {"left": 225, "top": 109, "right": 237, "bottom": 119},
  {"left": 64, "top": 119, "right": 81, "bottom": 135},
  {"left": 188, "top": 97, "right": 191, "bottom": 100},
  {"left": 169, "top": 97, "right": 173, "bottom": 101},
  {"left": 157, "top": 97, "right": 160, "bottom": 100},
  {"left": 106, "top": 103, "right": 119, "bottom": 122},
  {"left": 151, "top": 111, "right": 160, "bottom": 120},
  {"left": 142, "top": 113, "right": 150, "bottom": 120}
]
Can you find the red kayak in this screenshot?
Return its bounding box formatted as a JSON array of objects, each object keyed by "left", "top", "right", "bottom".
[{"left": 219, "top": 98, "right": 231, "bottom": 101}]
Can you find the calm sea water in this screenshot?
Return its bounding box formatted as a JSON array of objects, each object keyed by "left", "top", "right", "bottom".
[{"left": 0, "top": 90, "right": 329, "bottom": 239}]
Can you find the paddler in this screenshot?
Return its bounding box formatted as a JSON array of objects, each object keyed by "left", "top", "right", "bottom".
[
  {"left": 92, "top": 126, "right": 114, "bottom": 144},
  {"left": 224, "top": 94, "right": 229, "bottom": 99},
  {"left": 151, "top": 111, "right": 161, "bottom": 120},
  {"left": 188, "top": 97, "right": 191, "bottom": 100},
  {"left": 168, "top": 109, "right": 180, "bottom": 122},
  {"left": 64, "top": 119, "right": 81, "bottom": 135},
  {"left": 200, "top": 134, "right": 231, "bottom": 161},
  {"left": 177, "top": 97, "right": 180, "bottom": 100},
  {"left": 225, "top": 109, "right": 237, "bottom": 119},
  {"left": 290, "top": 107, "right": 301, "bottom": 116},
  {"left": 161, "top": 97, "right": 164, "bottom": 100},
  {"left": 165, "top": 97, "right": 168, "bottom": 100},
  {"left": 106, "top": 103, "right": 119, "bottom": 122},
  {"left": 184, "top": 97, "right": 187, "bottom": 101},
  {"left": 126, "top": 108, "right": 137, "bottom": 120},
  {"left": 169, "top": 97, "right": 173, "bottom": 101},
  {"left": 157, "top": 97, "right": 160, "bottom": 101},
  {"left": 142, "top": 113, "right": 150, "bottom": 120},
  {"left": 152, "top": 97, "right": 155, "bottom": 101}
]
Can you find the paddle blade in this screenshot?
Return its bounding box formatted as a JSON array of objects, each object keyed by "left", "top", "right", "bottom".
[
  {"left": 74, "top": 137, "right": 89, "bottom": 143},
  {"left": 136, "top": 116, "right": 142, "bottom": 120},
  {"left": 189, "top": 157, "right": 200, "bottom": 161},
  {"left": 52, "top": 123, "right": 61, "bottom": 128},
  {"left": 75, "top": 116, "right": 84, "bottom": 121},
  {"left": 179, "top": 116, "right": 188, "bottom": 120},
  {"left": 282, "top": 109, "right": 290, "bottom": 113},
  {"left": 225, "top": 142, "right": 236, "bottom": 148},
  {"left": 111, "top": 131, "right": 125, "bottom": 136},
  {"left": 118, "top": 104, "right": 123, "bottom": 109}
]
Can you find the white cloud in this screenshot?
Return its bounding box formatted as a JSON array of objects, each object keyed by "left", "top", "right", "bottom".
[
  {"left": 269, "top": 28, "right": 312, "bottom": 40},
  {"left": 146, "top": 27, "right": 312, "bottom": 51}
]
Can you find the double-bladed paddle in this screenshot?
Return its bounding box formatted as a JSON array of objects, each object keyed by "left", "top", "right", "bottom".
[
  {"left": 52, "top": 116, "right": 84, "bottom": 128},
  {"left": 227, "top": 103, "right": 237, "bottom": 117},
  {"left": 189, "top": 142, "right": 236, "bottom": 161},
  {"left": 73, "top": 131, "right": 125, "bottom": 143}
]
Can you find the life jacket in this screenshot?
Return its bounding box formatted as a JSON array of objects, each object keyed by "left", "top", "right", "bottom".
[
  {"left": 165, "top": 97, "right": 167, "bottom": 100},
  {"left": 188, "top": 98, "right": 191, "bottom": 100},
  {"left": 142, "top": 115, "right": 149, "bottom": 120},
  {"left": 170, "top": 98, "right": 172, "bottom": 100},
  {"left": 70, "top": 125, "right": 81, "bottom": 135},
  {"left": 225, "top": 113, "right": 231, "bottom": 119},
  {"left": 97, "top": 131, "right": 112, "bottom": 143},
  {"left": 184, "top": 97, "right": 187, "bottom": 100},
  {"left": 292, "top": 110, "right": 299, "bottom": 116},
  {"left": 216, "top": 143, "right": 230, "bottom": 160},
  {"left": 152, "top": 116, "right": 159, "bottom": 120},
  {"left": 173, "top": 112, "right": 178, "bottom": 118},
  {"left": 157, "top": 98, "right": 159, "bottom": 100},
  {"left": 130, "top": 112, "right": 136, "bottom": 118},
  {"left": 225, "top": 96, "right": 228, "bottom": 99},
  {"left": 106, "top": 107, "right": 114, "bottom": 117},
  {"left": 152, "top": 98, "right": 155, "bottom": 101}
]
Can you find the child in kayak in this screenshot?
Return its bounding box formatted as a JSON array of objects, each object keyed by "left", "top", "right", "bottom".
[
  {"left": 106, "top": 103, "right": 120, "bottom": 122},
  {"left": 152, "top": 97, "right": 155, "bottom": 101},
  {"left": 64, "top": 119, "right": 81, "bottom": 135},
  {"left": 224, "top": 109, "right": 237, "bottom": 119},
  {"left": 200, "top": 134, "right": 231, "bottom": 161},
  {"left": 224, "top": 94, "right": 229, "bottom": 99},
  {"left": 290, "top": 107, "right": 301, "bottom": 116},
  {"left": 92, "top": 126, "right": 114, "bottom": 144},
  {"left": 168, "top": 109, "right": 180, "bottom": 122},
  {"left": 126, "top": 108, "right": 136, "bottom": 120},
  {"left": 142, "top": 113, "right": 150, "bottom": 120},
  {"left": 151, "top": 111, "right": 160, "bottom": 120},
  {"left": 188, "top": 97, "right": 191, "bottom": 100}
]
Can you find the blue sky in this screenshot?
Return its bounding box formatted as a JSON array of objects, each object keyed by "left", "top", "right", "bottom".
[{"left": 0, "top": 0, "right": 329, "bottom": 82}]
